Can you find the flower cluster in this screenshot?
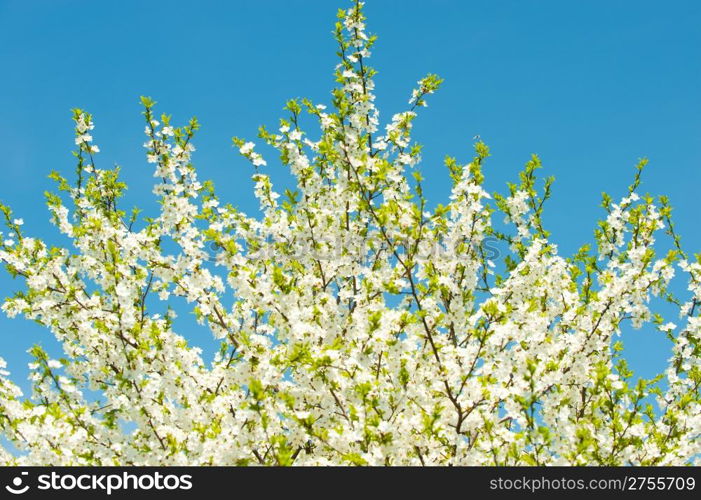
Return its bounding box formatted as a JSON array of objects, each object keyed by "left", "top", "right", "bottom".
[{"left": 0, "top": 1, "right": 698, "bottom": 465}]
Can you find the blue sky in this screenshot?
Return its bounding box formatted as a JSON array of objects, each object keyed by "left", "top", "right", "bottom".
[{"left": 0, "top": 0, "right": 699, "bottom": 394}]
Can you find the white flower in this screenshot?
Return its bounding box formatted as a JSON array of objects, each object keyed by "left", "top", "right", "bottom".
[
  {"left": 252, "top": 155, "right": 266, "bottom": 167},
  {"left": 239, "top": 142, "right": 255, "bottom": 155},
  {"left": 75, "top": 134, "right": 92, "bottom": 144},
  {"left": 115, "top": 282, "right": 131, "bottom": 298}
]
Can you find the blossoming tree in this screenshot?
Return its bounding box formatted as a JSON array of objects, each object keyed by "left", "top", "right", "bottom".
[{"left": 0, "top": 1, "right": 698, "bottom": 466}]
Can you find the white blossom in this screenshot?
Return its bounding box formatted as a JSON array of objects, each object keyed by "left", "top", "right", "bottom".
[{"left": 0, "top": 1, "right": 696, "bottom": 467}]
